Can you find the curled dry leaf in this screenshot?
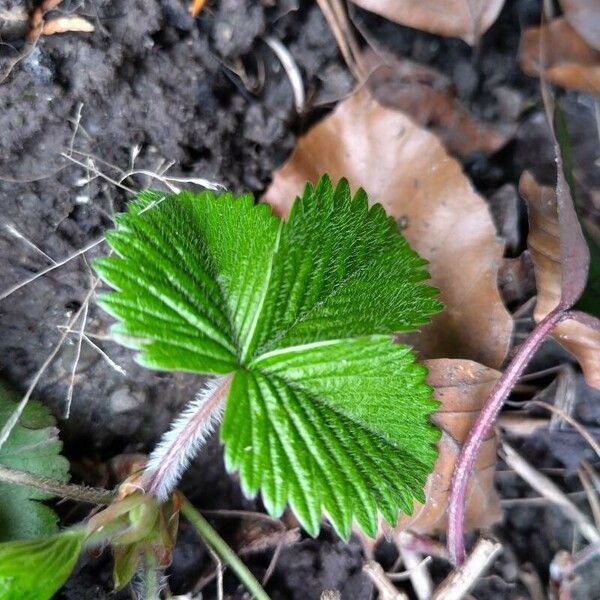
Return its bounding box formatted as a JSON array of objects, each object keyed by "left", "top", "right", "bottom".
[
  {"left": 263, "top": 89, "right": 512, "bottom": 369},
  {"left": 559, "top": 0, "right": 600, "bottom": 52},
  {"left": 41, "top": 16, "right": 94, "bottom": 36},
  {"left": 365, "top": 54, "right": 515, "bottom": 158},
  {"left": 520, "top": 171, "right": 600, "bottom": 389},
  {"left": 519, "top": 17, "right": 600, "bottom": 95},
  {"left": 236, "top": 520, "right": 300, "bottom": 555},
  {"left": 395, "top": 359, "right": 501, "bottom": 534},
  {"left": 349, "top": 0, "right": 505, "bottom": 45}
]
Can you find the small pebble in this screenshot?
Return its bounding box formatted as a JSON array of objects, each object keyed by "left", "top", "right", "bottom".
[{"left": 109, "top": 387, "right": 144, "bottom": 413}]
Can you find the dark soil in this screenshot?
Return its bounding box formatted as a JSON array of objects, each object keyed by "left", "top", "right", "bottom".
[{"left": 0, "top": 0, "right": 599, "bottom": 598}]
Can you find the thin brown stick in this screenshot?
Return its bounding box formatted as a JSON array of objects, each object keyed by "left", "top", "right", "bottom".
[
  {"left": 262, "top": 538, "right": 285, "bottom": 586},
  {"left": 363, "top": 560, "right": 409, "bottom": 600},
  {"left": 398, "top": 546, "right": 432, "bottom": 600},
  {"left": 432, "top": 536, "right": 502, "bottom": 600},
  {"left": 579, "top": 462, "right": 600, "bottom": 529},
  {"left": 518, "top": 565, "right": 546, "bottom": 600},
  {"left": 386, "top": 557, "right": 432, "bottom": 582},
  {"left": 0, "top": 33, "right": 40, "bottom": 84},
  {"left": 316, "top": 0, "right": 365, "bottom": 80},
  {"left": 0, "top": 237, "right": 106, "bottom": 300},
  {"left": 0, "top": 464, "right": 114, "bottom": 504},
  {"left": 501, "top": 490, "right": 589, "bottom": 507},
  {"left": 527, "top": 400, "right": 600, "bottom": 459},
  {"left": 65, "top": 299, "right": 88, "bottom": 418},
  {"left": 0, "top": 280, "right": 100, "bottom": 450},
  {"left": 500, "top": 441, "right": 600, "bottom": 543}
]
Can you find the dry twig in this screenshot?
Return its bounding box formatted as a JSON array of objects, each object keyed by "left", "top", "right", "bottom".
[
  {"left": 0, "top": 464, "right": 114, "bottom": 504},
  {"left": 527, "top": 400, "right": 600, "bottom": 459},
  {"left": 316, "top": 0, "right": 365, "bottom": 80},
  {"left": 500, "top": 441, "right": 600, "bottom": 544},
  {"left": 398, "top": 546, "right": 433, "bottom": 600},
  {"left": 432, "top": 536, "right": 502, "bottom": 600},
  {"left": 579, "top": 460, "right": 600, "bottom": 529},
  {"left": 363, "top": 560, "right": 409, "bottom": 600}
]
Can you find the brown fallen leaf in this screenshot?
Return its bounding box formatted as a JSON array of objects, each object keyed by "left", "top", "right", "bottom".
[
  {"left": 559, "top": 0, "right": 600, "bottom": 52},
  {"left": 27, "top": 0, "right": 64, "bottom": 39},
  {"left": 520, "top": 171, "right": 600, "bottom": 389},
  {"left": 263, "top": 89, "right": 512, "bottom": 369},
  {"left": 365, "top": 54, "right": 515, "bottom": 158},
  {"left": 395, "top": 359, "right": 501, "bottom": 534},
  {"left": 519, "top": 17, "right": 600, "bottom": 95},
  {"left": 349, "top": 0, "right": 505, "bottom": 45},
  {"left": 236, "top": 520, "right": 300, "bottom": 555},
  {"left": 41, "top": 16, "right": 94, "bottom": 36}
]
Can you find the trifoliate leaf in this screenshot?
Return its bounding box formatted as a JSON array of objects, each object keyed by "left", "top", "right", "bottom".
[
  {"left": 0, "top": 384, "right": 70, "bottom": 541},
  {"left": 0, "top": 529, "right": 84, "bottom": 600},
  {"left": 94, "top": 176, "right": 442, "bottom": 538}
]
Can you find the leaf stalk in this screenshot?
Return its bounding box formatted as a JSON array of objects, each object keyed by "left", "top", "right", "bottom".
[
  {"left": 142, "top": 550, "right": 160, "bottom": 600},
  {"left": 143, "top": 375, "right": 232, "bottom": 501},
  {"left": 447, "top": 305, "right": 567, "bottom": 564},
  {"left": 181, "top": 498, "right": 270, "bottom": 600}
]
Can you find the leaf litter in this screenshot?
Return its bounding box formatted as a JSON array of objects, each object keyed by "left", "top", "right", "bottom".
[
  {"left": 520, "top": 17, "right": 600, "bottom": 95},
  {"left": 363, "top": 51, "right": 517, "bottom": 158},
  {"left": 520, "top": 172, "right": 600, "bottom": 389},
  {"left": 262, "top": 87, "right": 515, "bottom": 553},
  {"left": 1, "top": 1, "right": 600, "bottom": 598},
  {"left": 348, "top": 0, "right": 505, "bottom": 45},
  {"left": 263, "top": 88, "right": 513, "bottom": 370},
  {"left": 395, "top": 359, "right": 502, "bottom": 535},
  {"left": 94, "top": 179, "right": 443, "bottom": 539}
]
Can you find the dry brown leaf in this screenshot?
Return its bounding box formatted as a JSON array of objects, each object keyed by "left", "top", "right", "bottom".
[
  {"left": 236, "top": 520, "right": 300, "bottom": 555},
  {"left": 41, "top": 16, "right": 94, "bottom": 36},
  {"left": 520, "top": 171, "right": 600, "bottom": 389},
  {"left": 365, "top": 55, "right": 515, "bottom": 158},
  {"left": 519, "top": 17, "right": 600, "bottom": 95},
  {"left": 263, "top": 89, "right": 512, "bottom": 369},
  {"left": 395, "top": 359, "right": 501, "bottom": 534},
  {"left": 349, "top": 0, "right": 505, "bottom": 45},
  {"left": 559, "top": 0, "right": 600, "bottom": 52}
]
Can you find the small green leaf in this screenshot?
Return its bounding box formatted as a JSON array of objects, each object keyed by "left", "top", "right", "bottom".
[
  {"left": 0, "top": 529, "right": 84, "bottom": 600},
  {"left": 113, "top": 544, "right": 143, "bottom": 590},
  {"left": 95, "top": 176, "right": 442, "bottom": 538},
  {"left": 0, "top": 385, "right": 70, "bottom": 541}
]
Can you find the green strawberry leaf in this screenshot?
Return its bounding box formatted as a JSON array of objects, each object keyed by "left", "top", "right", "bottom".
[
  {"left": 94, "top": 175, "right": 442, "bottom": 538},
  {"left": 0, "top": 384, "right": 70, "bottom": 541},
  {"left": 0, "top": 529, "right": 84, "bottom": 600}
]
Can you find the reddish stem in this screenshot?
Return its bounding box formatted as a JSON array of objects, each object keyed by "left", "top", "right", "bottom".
[{"left": 447, "top": 305, "right": 567, "bottom": 564}]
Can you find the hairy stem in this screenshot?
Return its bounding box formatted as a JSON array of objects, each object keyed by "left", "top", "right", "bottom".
[
  {"left": 143, "top": 550, "right": 160, "bottom": 600},
  {"left": 181, "top": 498, "right": 270, "bottom": 600},
  {"left": 447, "top": 305, "right": 567, "bottom": 564},
  {"left": 143, "top": 375, "right": 232, "bottom": 501},
  {"left": 0, "top": 464, "right": 115, "bottom": 504}
]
